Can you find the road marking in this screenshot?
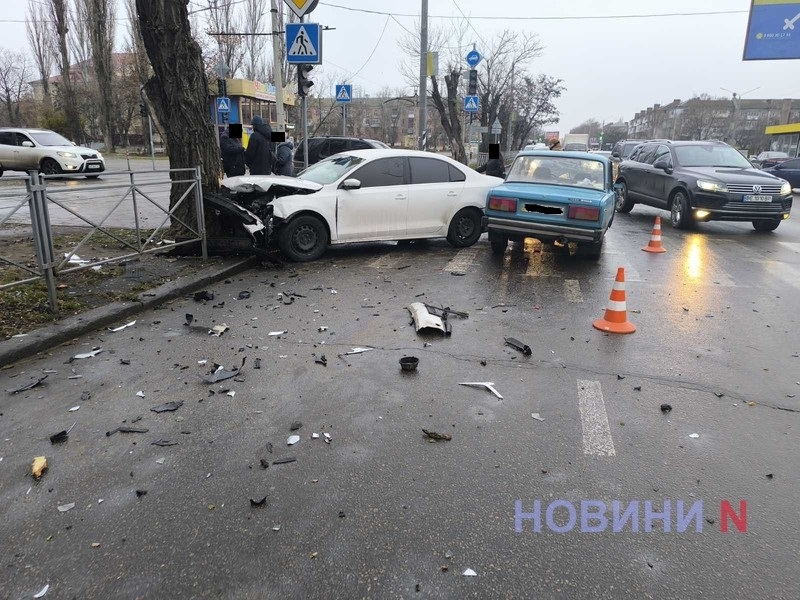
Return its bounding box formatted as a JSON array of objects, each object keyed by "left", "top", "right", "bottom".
[
  {"left": 524, "top": 243, "right": 559, "bottom": 277},
  {"left": 576, "top": 380, "right": 616, "bottom": 457},
  {"left": 564, "top": 279, "right": 583, "bottom": 303},
  {"left": 368, "top": 253, "right": 405, "bottom": 269},
  {"left": 761, "top": 259, "right": 800, "bottom": 290},
  {"left": 444, "top": 247, "right": 480, "bottom": 273}
]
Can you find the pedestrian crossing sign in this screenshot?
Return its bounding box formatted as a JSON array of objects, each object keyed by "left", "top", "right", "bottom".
[
  {"left": 286, "top": 23, "right": 322, "bottom": 64},
  {"left": 464, "top": 95, "right": 479, "bottom": 112},
  {"left": 216, "top": 97, "right": 230, "bottom": 113},
  {"left": 335, "top": 84, "right": 352, "bottom": 103}
]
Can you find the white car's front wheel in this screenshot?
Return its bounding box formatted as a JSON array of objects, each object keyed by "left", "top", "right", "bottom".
[
  {"left": 278, "top": 215, "right": 329, "bottom": 262},
  {"left": 446, "top": 208, "right": 482, "bottom": 247}
]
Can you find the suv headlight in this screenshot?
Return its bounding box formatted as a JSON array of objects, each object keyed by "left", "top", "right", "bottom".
[
  {"left": 697, "top": 180, "right": 728, "bottom": 193},
  {"left": 781, "top": 181, "right": 792, "bottom": 195},
  {"left": 56, "top": 151, "right": 77, "bottom": 158},
  {"left": 96, "top": 152, "right": 103, "bottom": 160}
]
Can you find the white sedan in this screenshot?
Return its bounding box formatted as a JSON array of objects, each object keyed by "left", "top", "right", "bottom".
[{"left": 222, "top": 149, "right": 503, "bottom": 262}]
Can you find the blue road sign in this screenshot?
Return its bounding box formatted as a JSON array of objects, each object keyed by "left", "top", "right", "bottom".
[
  {"left": 466, "top": 49, "right": 482, "bottom": 67},
  {"left": 743, "top": 0, "right": 800, "bottom": 60},
  {"left": 335, "top": 84, "right": 352, "bottom": 103},
  {"left": 464, "top": 96, "right": 479, "bottom": 113},
  {"left": 216, "top": 97, "right": 231, "bottom": 113},
  {"left": 286, "top": 22, "right": 322, "bottom": 64}
]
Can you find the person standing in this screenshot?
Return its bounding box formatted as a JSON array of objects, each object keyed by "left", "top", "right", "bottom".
[
  {"left": 219, "top": 128, "right": 245, "bottom": 177},
  {"left": 245, "top": 115, "right": 275, "bottom": 175},
  {"left": 548, "top": 138, "right": 563, "bottom": 151},
  {"left": 274, "top": 139, "right": 295, "bottom": 176}
]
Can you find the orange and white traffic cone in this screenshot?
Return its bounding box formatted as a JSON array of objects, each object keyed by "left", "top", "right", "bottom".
[
  {"left": 642, "top": 216, "right": 667, "bottom": 253},
  {"left": 593, "top": 267, "right": 636, "bottom": 334}
]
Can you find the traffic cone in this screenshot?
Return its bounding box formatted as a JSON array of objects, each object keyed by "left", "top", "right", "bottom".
[
  {"left": 642, "top": 216, "right": 667, "bottom": 253},
  {"left": 593, "top": 267, "right": 636, "bottom": 334}
]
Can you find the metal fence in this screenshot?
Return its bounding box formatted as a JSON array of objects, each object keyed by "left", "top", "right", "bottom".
[{"left": 0, "top": 166, "right": 207, "bottom": 312}]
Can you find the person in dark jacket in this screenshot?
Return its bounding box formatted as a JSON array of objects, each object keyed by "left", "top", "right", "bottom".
[
  {"left": 219, "top": 129, "right": 245, "bottom": 177},
  {"left": 244, "top": 115, "right": 275, "bottom": 175},
  {"left": 476, "top": 152, "right": 506, "bottom": 178},
  {"left": 274, "top": 140, "right": 294, "bottom": 176}
]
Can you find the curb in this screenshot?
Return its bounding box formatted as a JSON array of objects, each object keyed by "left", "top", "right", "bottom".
[{"left": 0, "top": 256, "right": 259, "bottom": 368}]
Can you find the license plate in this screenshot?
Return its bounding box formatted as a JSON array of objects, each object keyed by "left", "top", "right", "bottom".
[
  {"left": 87, "top": 164, "right": 100, "bottom": 170},
  {"left": 743, "top": 194, "right": 772, "bottom": 202}
]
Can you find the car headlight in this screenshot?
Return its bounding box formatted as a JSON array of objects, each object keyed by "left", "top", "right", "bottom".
[
  {"left": 56, "top": 151, "right": 77, "bottom": 158},
  {"left": 781, "top": 181, "right": 792, "bottom": 195},
  {"left": 95, "top": 152, "right": 103, "bottom": 160},
  {"left": 697, "top": 180, "right": 728, "bottom": 193}
]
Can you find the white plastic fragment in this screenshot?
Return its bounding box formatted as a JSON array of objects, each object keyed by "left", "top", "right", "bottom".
[
  {"left": 531, "top": 413, "right": 544, "bottom": 421},
  {"left": 226, "top": 390, "right": 236, "bottom": 398},
  {"left": 312, "top": 433, "right": 319, "bottom": 439},
  {"left": 98, "top": 499, "right": 104, "bottom": 504},
  {"left": 69, "top": 406, "right": 80, "bottom": 412},
  {"left": 65, "top": 253, "right": 90, "bottom": 265},
  {"left": 318, "top": 326, "right": 328, "bottom": 332},
  {"left": 11, "top": 333, "right": 28, "bottom": 338},
  {"left": 74, "top": 348, "right": 103, "bottom": 359},
  {"left": 407, "top": 302, "right": 446, "bottom": 334},
  {"left": 689, "top": 433, "right": 700, "bottom": 438},
  {"left": 269, "top": 331, "right": 287, "bottom": 336},
  {"left": 110, "top": 320, "right": 136, "bottom": 332},
  {"left": 136, "top": 391, "right": 145, "bottom": 398},
  {"left": 287, "top": 435, "right": 300, "bottom": 445},
  {"left": 272, "top": 525, "right": 281, "bottom": 531},
  {"left": 155, "top": 458, "right": 165, "bottom": 465},
  {"left": 198, "top": 359, "right": 208, "bottom": 365},
  {"left": 459, "top": 382, "right": 504, "bottom": 400},
  {"left": 331, "top": 289, "right": 338, "bottom": 294},
  {"left": 34, "top": 584, "right": 50, "bottom": 598},
  {"left": 463, "top": 568, "right": 477, "bottom": 577},
  {"left": 343, "top": 347, "right": 373, "bottom": 355},
  {"left": 323, "top": 433, "right": 332, "bottom": 444},
  {"left": 209, "top": 324, "right": 229, "bottom": 337},
  {"left": 57, "top": 502, "right": 76, "bottom": 512}
]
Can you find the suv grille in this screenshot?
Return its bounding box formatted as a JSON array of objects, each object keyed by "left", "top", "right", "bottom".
[
  {"left": 727, "top": 183, "right": 783, "bottom": 195},
  {"left": 81, "top": 153, "right": 97, "bottom": 159}
]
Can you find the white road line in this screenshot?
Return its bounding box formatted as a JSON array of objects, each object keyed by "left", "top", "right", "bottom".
[
  {"left": 563, "top": 279, "right": 583, "bottom": 303},
  {"left": 368, "top": 253, "right": 402, "bottom": 269},
  {"left": 576, "top": 380, "right": 616, "bottom": 457},
  {"left": 444, "top": 247, "right": 480, "bottom": 273}
]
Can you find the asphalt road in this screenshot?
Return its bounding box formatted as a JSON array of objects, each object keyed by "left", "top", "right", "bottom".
[{"left": 1, "top": 207, "right": 799, "bottom": 599}]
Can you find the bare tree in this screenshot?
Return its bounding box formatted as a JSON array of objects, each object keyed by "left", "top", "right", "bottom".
[
  {"left": 677, "top": 95, "right": 731, "bottom": 140},
  {"left": 84, "top": 0, "right": 116, "bottom": 151},
  {"left": 26, "top": 0, "right": 55, "bottom": 106},
  {"left": 0, "top": 49, "right": 32, "bottom": 126},
  {"left": 48, "top": 0, "right": 83, "bottom": 142},
  {"left": 207, "top": 0, "right": 244, "bottom": 78},
  {"left": 510, "top": 74, "right": 564, "bottom": 149},
  {"left": 241, "top": 0, "right": 268, "bottom": 81},
  {"left": 136, "top": 0, "right": 222, "bottom": 229}
]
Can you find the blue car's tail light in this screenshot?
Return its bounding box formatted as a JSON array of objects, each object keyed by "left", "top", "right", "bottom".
[
  {"left": 488, "top": 196, "right": 518, "bottom": 212},
  {"left": 567, "top": 205, "right": 600, "bottom": 221}
]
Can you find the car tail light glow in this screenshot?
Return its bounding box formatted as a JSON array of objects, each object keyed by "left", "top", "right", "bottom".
[
  {"left": 488, "top": 196, "right": 518, "bottom": 212},
  {"left": 567, "top": 205, "right": 600, "bottom": 221}
]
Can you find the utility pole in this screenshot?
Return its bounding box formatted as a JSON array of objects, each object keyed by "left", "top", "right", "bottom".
[
  {"left": 418, "top": 0, "right": 428, "bottom": 151},
  {"left": 271, "top": 0, "right": 285, "bottom": 131}
]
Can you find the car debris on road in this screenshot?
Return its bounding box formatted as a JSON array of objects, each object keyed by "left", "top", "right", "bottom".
[
  {"left": 459, "top": 382, "right": 504, "bottom": 399},
  {"left": 504, "top": 337, "right": 532, "bottom": 356}
]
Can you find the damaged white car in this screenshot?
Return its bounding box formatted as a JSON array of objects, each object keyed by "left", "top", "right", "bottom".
[{"left": 215, "top": 149, "right": 503, "bottom": 262}]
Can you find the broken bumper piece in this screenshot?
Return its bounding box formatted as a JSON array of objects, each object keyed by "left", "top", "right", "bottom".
[{"left": 407, "top": 302, "right": 450, "bottom": 336}]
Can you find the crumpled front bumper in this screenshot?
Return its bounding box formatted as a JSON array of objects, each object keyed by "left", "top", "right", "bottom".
[{"left": 204, "top": 192, "right": 272, "bottom": 255}]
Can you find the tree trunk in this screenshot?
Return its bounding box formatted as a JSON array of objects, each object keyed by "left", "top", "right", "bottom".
[
  {"left": 51, "top": 0, "right": 83, "bottom": 143},
  {"left": 136, "top": 0, "right": 221, "bottom": 235},
  {"left": 87, "top": 0, "right": 116, "bottom": 153},
  {"left": 430, "top": 71, "right": 466, "bottom": 164}
]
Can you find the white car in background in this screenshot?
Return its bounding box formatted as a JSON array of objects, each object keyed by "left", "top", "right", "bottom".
[
  {"left": 0, "top": 128, "right": 105, "bottom": 178},
  {"left": 222, "top": 149, "right": 503, "bottom": 262}
]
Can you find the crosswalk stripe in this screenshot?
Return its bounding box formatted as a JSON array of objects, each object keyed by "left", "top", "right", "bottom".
[
  {"left": 444, "top": 247, "right": 480, "bottom": 273},
  {"left": 368, "top": 253, "right": 403, "bottom": 269},
  {"left": 564, "top": 279, "right": 583, "bottom": 303},
  {"left": 577, "top": 380, "right": 616, "bottom": 457}
]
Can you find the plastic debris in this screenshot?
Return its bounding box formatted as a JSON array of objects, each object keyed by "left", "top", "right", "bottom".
[
  {"left": 531, "top": 413, "right": 545, "bottom": 421},
  {"left": 155, "top": 458, "right": 165, "bottom": 465},
  {"left": 254, "top": 358, "right": 262, "bottom": 369},
  {"left": 110, "top": 320, "right": 136, "bottom": 332},
  {"left": 766, "top": 473, "right": 774, "bottom": 480},
  {"left": 57, "top": 502, "right": 75, "bottom": 512},
  {"left": 250, "top": 496, "right": 267, "bottom": 507},
  {"left": 318, "top": 326, "right": 328, "bottom": 332},
  {"left": 136, "top": 391, "right": 145, "bottom": 398},
  {"left": 689, "top": 433, "right": 700, "bottom": 438},
  {"left": 91, "top": 542, "right": 101, "bottom": 548},
  {"left": 463, "top": 568, "right": 477, "bottom": 577},
  {"left": 714, "top": 392, "right": 725, "bottom": 398},
  {"left": 287, "top": 435, "right": 300, "bottom": 445},
  {"left": 272, "top": 525, "right": 281, "bottom": 531},
  {"left": 660, "top": 404, "right": 672, "bottom": 413},
  {"left": 634, "top": 386, "right": 642, "bottom": 391},
  {"left": 407, "top": 302, "right": 448, "bottom": 335},
  {"left": 34, "top": 584, "right": 49, "bottom": 598},
  {"left": 8, "top": 375, "right": 48, "bottom": 394},
  {"left": 74, "top": 348, "right": 103, "bottom": 359},
  {"left": 32, "top": 456, "right": 47, "bottom": 478},
  {"left": 151, "top": 401, "right": 183, "bottom": 413},
  {"left": 106, "top": 427, "right": 149, "bottom": 436},
  {"left": 120, "top": 359, "right": 131, "bottom": 365},
  {"left": 69, "top": 405, "right": 80, "bottom": 412},
  {"left": 290, "top": 421, "right": 303, "bottom": 431},
  {"left": 422, "top": 428, "right": 452, "bottom": 441},
  {"left": 266, "top": 442, "right": 273, "bottom": 453},
  {"left": 50, "top": 428, "right": 70, "bottom": 444},
  {"left": 331, "top": 289, "right": 338, "bottom": 294},
  {"left": 342, "top": 347, "right": 373, "bottom": 355},
  {"left": 315, "top": 355, "right": 328, "bottom": 366},
  {"left": 238, "top": 291, "right": 251, "bottom": 300},
  {"left": 323, "top": 433, "right": 332, "bottom": 444},
  {"left": 226, "top": 390, "right": 236, "bottom": 398},
  {"left": 194, "top": 290, "right": 214, "bottom": 302},
  {"left": 459, "top": 382, "right": 503, "bottom": 399},
  {"left": 312, "top": 433, "right": 320, "bottom": 439},
  {"left": 504, "top": 337, "right": 532, "bottom": 356},
  {"left": 269, "top": 331, "right": 287, "bottom": 336},
  {"left": 151, "top": 439, "right": 178, "bottom": 447},
  {"left": 204, "top": 364, "right": 238, "bottom": 384},
  {"left": 136, "top": 490, "right": 148, "bottom": 498},
  {"left": 209, "top": 324, "right": 229, "bottom": 337},
  {"left": 272, "top": 457, "right": 297, "bottom": 465}
]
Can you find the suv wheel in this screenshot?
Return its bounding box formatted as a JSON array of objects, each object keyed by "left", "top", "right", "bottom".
[
  {"left": 669, "top": 191, "right": 694, "bottom": 229},
  {"left": 41, "top": 158, "right": 62, "bottom": 176},
  {"left": 752, "top": 218, "right": 781, "bottom": 232},
  {"left": 615, "top": 181, "right": 635, "bottom": 213}
]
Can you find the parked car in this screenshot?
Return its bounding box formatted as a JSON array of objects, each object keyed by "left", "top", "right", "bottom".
[
  {"left": 0, "top": 128, "right": 105, "bottom": 178},
  {"left": 293, "top": 136, "right": 389, "bottom": 173},
  {"left": 615, "top": 140, "right": 792, "bottom": 231},
  {"left": 763, "top": 157, "right": 800, "bottom": 189},
  {"left": 482, "top": 150, "right": 616, "bottom": 259},
  {"left": 611, "top": 139, "right": 647, "bottom": 161},
  {"left": 753, "top": 151, "right": 790, "bottom": 169},
  {"left": 221, "top": 149, "right": 503, "bottom": 261}
]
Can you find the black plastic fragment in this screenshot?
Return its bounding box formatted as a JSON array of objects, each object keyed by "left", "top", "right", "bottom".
[
  {"left": 136, "top": 490, "right": 148, "bottom": 498},
  {"left": 254, "top": 358, "right": 262, "bottom": 369},
  {"left": 151, "top": 401, "right": 184, "bottom": 413},
  {"left": 315, "top": 355, "right": 327, "bottom": 367},
  {"left": 250, "top": 496, "right": 267, "bottom": 507},
  {"left": 272, "top": 457, "right": 297, "bottom": 465},
  {"left": 8, "top": 375, "right": 48, "bottom": 394},
  {"left": 204, "top": 365, "right": 238, "bottom": 383},
  {"left": 266, "top": 442, "right": 273, "bottom": 454},
  {"left": 50, "top": 430, "right": 69, "bottom": 444},
  {"left": 120, "top": 358, "right": 131, "bottom": 365},
  {"left": 106, "top": 427, "right": 149, "bottom": 436},
  {"left": 504, "top": 337, "right": 532, "bottom": 356},
  {"left": 194, "top": 290, "right": 214, "bottom": 302},
  {"left": 151, "top": 439, "right": 178, "bottom": 447},
  {"left": 660, "top": 403, "right": 672, "bottom": 413},
  {"left": 260, "top": 458, "right": 270, "bottom": 469},
  {"left": 290, "top": 421, "right": 303, "bottom": 431},
  {"left": 239, "top": 291, "right": 251, "bottom": 300}
]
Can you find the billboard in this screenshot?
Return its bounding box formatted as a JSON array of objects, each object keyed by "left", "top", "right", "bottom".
[
  {"left": 544, "top": 131, "right": 560, "bottom": 141},
  {"left": 743, "top": 0, "right": 800, "bottom": 60}
]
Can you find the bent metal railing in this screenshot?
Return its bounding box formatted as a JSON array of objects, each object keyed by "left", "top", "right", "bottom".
[{"left": 0, "top": 166, "right": 207, "bottom": 312}]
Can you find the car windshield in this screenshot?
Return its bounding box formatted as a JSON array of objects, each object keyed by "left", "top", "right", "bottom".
[
  {"left": 675, "top": 145, "right": 754, "bottom": 168},
  {"left": 761, "top": 152, "right": 788, "bottom": 158},
  {"left": 28, "top": 131, "right": 73, "bottom": 146},
  {"left": 298, "top": 154, "right": 365, "bottom": 185},
  {"left": 506, "top": 155, "right": 607, "bottom": 190}
]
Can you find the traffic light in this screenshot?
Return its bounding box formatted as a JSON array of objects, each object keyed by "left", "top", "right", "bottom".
[
  {"left": 298, "top": 64, "right": 314, "bottom": 97},
  {"left": 467, "top": 69, "right": 478, "bottom": 96},
  {"left": 139, "top": 102, "right": 148, "bottom": 118},
  {"left": 217, "top": 78, "right": 227, "bottom": 98}
]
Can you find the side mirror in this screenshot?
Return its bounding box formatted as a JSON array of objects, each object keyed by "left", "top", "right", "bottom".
[
  {"left": 340, "top": 178, "right": 361, "bottom": 190},
  {"left": 612, "top": 151, "right": 620, "bottom": 159},
  {"left": 653, "top": 157, "right": 672, "bottom": 172},
  {"left": 21, "top": 141, "right": 34, "bottom": 148}
]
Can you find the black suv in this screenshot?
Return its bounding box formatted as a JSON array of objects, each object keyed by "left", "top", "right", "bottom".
[
  {"left": 611, "top": 139, "right": 647, "bottom": 161},
  {"left": 293, "top": 137, "right": 388, "bottom": 172},
  {"left": 615, "top": 140, "right": 792, "bottom": 231}
]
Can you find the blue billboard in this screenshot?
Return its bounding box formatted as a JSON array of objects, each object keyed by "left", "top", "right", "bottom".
[{"left": 743, "top": 0, "right": 800, "bottom": 60}]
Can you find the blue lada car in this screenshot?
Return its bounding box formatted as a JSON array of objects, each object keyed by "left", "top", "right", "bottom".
[{"left": 482, "top": 151, "right": 616, "bottom": 259}]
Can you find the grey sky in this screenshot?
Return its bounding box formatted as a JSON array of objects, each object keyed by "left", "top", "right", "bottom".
[{"left": 2, "top": 0, "right": 798, "bottom": 133}]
